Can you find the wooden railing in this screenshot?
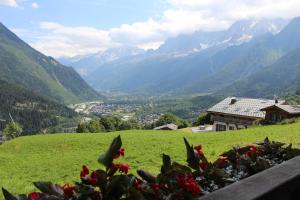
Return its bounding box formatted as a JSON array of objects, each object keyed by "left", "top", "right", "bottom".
[{"left": 201, "top": 156, "right": 300, "bottom": 200}]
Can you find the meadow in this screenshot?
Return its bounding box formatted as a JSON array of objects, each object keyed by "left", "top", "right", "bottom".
[{"left": 1, "top": 122, "right": 300, "bottom": 197}]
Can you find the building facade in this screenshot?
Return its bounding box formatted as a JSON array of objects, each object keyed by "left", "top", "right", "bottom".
[
  {"left": 261, "top": 105, "right": 300, "bottom": 123},
  {"left": 207, "top": 97, "right": 285, "bottom": 131}
]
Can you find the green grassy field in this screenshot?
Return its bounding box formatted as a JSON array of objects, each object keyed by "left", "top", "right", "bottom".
[{"left": 1, "top": 122, "right": 300, "bottom": 197}]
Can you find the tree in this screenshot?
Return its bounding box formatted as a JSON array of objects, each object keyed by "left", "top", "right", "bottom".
[
  {"left": 119, "top": 119, "right": 141, "bottom": 130},
  {"left": 88, "top": 119, "right": 103, "bottom": 133},
  {"left": 194, "top": 112, "right": 211, "bottom": 126},
  {"left": 3, "top": 122, "right": 23, "bottom": 138},
  {"left": 100, "top": 117, "right": 117, "bottom": 132},
  {"left": 155, "top": 113, "right": 189, "bottom": 129}
]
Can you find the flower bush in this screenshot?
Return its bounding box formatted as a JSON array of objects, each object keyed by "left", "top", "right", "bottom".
[{"left": 2, "top": 136, "right": 300, "bottom": 200}]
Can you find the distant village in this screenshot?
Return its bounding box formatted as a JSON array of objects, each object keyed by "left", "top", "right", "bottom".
[
  {"left": 69, "top": 101, "right": 162, "bottom": 125},
  {"left": 68, "top": 96, "right": 300, "bottom": 133}
]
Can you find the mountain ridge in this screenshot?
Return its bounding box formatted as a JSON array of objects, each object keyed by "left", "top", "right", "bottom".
[{"left": 0, "top": 22, "right": 103, "bottom": 104}]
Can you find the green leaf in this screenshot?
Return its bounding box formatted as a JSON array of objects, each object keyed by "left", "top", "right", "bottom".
[
  {"left": 98, "top": 135, "right": 122, "bottom": 168},
  {"left": 33, "top": 182, "right": 63, "bottom": 196},
  {"left": 137, "top": 170, "right": 156, "bottom": 183},
  {"left": 2, "top": 188, "right": 17, "bottom": 200},
  {"left": 105, "top": 175, "right": 135, "bottom": 199},
  {"left": 184, "top": 137, "right": 200, "bottom": 170},
  {"left": 161, "top": 154, "right": 171, "bottom": 174}
]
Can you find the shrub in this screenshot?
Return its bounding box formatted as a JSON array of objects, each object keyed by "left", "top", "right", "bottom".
[
  {"left": 2, "top": 136, "right": 300, "bottom": 200},
  {"left": 3, "top": 122, "right": 22, "bottom": 138},
  {"left": 194, "top": 112, "right": 211, "bottom": 126},
  {"left": 155, "top": 112, "right": 189, "bottom": 128}
]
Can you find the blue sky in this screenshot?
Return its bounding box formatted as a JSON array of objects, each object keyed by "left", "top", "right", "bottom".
[
  {"left": 1, "top": 0, "right": 300, "bottom": 57},
  {"left": 0, "top": 0, "right": 167, "bottom": 30}
]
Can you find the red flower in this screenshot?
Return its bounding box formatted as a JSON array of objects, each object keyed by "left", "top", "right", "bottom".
[
  {"left": 134, "top": 179, "right": 143, "bottom": 190},
  {"left": 151, "top": 183, "right": 161, "bottom": 200},
  {"left": 62, "top": 184, "right": 75, "bottom": 197},
  {"left": 215, "top": 157, "right": 228, "bottom": 168},
  {"left": 114, "top": 148, "right": 125, "bottom": 159},
  {"left": 245, "top": 146, "right": 258, "bottom": 157},
  {"left": 118, "top": 163, "right": 130, "bottom": 174},
  {"left": 151, "top": 183, "right": 160, "bottom": 191},
  {"left": 194, "top": 145, "right": 202, "bottom": 151},
  {"left": 176, "top": 175, "right": 202, "bottom": 195},
  {"left": 110, "top": 163, "right": 130, "bottom": 174},
  {"left": 199, "top": 162, "right": 208, "bottom": 170},
  {"left": 28, "top": 192, "right": 39, "bottom": 200},
  {"left": 80, "top": 165, "right": 89, "bottom": 178},
  {"left": 250, "top": 146, "right": 257, "bottom": 152},
  {"left": 90, "top": 171, "right": 98, "bottom": 186},
  {"left": 194, "top": 145, "right": 204, "bottom": 157}
]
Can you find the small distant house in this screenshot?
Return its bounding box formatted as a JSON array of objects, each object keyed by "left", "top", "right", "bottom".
[
  {"left": 207, "top": 97, "right": 285, "bottom": 131},
  {"left": 154, "top": 123, "right": 178, "bottom": 130},
  {"left": 261, "top": 105, "right": 300, "bottom": 123}
]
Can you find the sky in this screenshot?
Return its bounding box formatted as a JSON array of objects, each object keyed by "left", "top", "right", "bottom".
[{"left": 1, "top": 0, "right": 300, "bottom": 58}]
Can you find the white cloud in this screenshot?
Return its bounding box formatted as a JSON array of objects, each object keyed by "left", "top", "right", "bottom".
[
  {"left": 31, "top": 22, "right": 113, "bottom": 57},
  {"left": 21, "top": 0, "right": 300, "bottom": 57},
  {"left": 0, "top": 0, "right": 18, "bottom": 7},
  {"left": 31, "top": 2, "right": 39, "bottom": 9},
  {"left": 167, "top": 0, "right": 300, "bottom": 20}
]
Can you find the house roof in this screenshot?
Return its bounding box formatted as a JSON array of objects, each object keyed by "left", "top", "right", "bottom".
[
  {"left": 154, "top": 123, "right": 178, "bottom": 130},
  {"left": 261, "top": 105, "right": 300, "bottom": 114},
  {"left": 207, "top": 97, "right": 285, "bottom": 119}
]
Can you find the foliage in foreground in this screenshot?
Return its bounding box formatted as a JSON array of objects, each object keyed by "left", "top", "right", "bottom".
[{"left": 2, "top": 135, "right": 300, "bottom": 200}]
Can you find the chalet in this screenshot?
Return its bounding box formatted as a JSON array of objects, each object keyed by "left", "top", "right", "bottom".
[
  {"left": 154, "top": 123, "right": 178, "bottom": 130},
  {"left": 207, "top": 97, "right": 285, "bottom": 131},
  {"left": 261, "top": 104, "right": 300, "bottom": 123}
]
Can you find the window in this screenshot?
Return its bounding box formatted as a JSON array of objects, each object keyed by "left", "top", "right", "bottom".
[
  {"left": 229, "top": 126, "right": 235, "bottom": 130},
  {"left": 271, "top": 112, "right": 282, "bottom": 122},
  {"left": 216, "top": 124, "right": 227, "bottom": 131}
]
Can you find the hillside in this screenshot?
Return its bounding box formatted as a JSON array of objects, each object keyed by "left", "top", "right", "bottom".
[
  {"left": 0, "top": 22, "right": 102, "bottom": 103},
  {"left": 1, "top": 122, "right": 300, "bottom": 195},
  {"left": 0, "top": 80, "right": 78, "bottom": 134},
  {"left": 220, "top": 48, "right": 300, "bottom": 97}
]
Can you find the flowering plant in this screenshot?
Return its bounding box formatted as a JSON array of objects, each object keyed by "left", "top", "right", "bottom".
[{"left": 2, "top": 136, "right": 300, "bottom": 200}]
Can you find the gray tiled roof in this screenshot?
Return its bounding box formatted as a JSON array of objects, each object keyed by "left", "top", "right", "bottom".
[
  {"left": 262, "top": 105, "right": 300, "bottom": 114},
  {"left": 207, "top": 97, "right": 285, "bottom": 118}
]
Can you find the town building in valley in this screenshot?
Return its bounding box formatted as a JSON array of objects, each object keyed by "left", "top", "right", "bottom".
[{"left": 207, "top": 97, "right": 286, "bottom": 131}]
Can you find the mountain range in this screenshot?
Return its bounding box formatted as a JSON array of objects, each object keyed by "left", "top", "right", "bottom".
[
  {"left": 59, "top": 18, "right": 300, "bottom": 98},
  {"left": 0, "top": 22, "right": 102, "bottom": 104}
]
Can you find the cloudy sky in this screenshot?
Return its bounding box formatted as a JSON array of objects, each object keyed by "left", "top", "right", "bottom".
[{"left": 1, "top": 0, "right": 300, "bottom": 58}]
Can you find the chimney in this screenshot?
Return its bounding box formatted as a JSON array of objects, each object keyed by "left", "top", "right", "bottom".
[
  {"left": 230, "top": 97, "right": 237, "bottom": 105},
  {"left": 274, "top": 95, "right": 278, "bottom": 104}
]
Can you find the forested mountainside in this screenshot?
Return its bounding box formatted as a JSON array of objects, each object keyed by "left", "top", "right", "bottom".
[
  {"left": 220, "top": 47, "right": 300, "bottom": 98},
  {"left": 0, "top": 22, "right": 103, "bottom": 104},
  {"left": 0, "top": 80, "right": 78, "bottom": 134}
]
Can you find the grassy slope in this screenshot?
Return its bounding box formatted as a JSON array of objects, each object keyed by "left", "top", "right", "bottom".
[{"left": 1, "top": 123, "right": 300, "bottom": 196}]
